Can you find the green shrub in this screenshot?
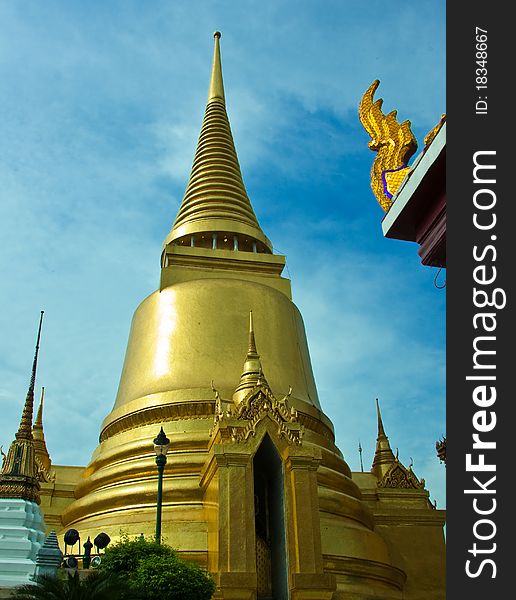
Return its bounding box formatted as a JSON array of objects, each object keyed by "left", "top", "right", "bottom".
[
  {"left": 99, "top": 535, "right": 177, "bottom": 578},
  {"left": 99, "top": 535, "right": 215, "bottom": 600},
  {"left": 133, "top": 555, "right": 216, "bottom": 600}
]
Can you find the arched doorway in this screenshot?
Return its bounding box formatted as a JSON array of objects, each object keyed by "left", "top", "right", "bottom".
[{"left": 253, "top": 435, "right": 289, "bottom": 600}]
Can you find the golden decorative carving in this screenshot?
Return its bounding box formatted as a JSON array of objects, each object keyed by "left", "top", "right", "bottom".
[
  {"left": 359, "top": 80, "right": 417, "bottom": 211},
  {"left": 35, "top": 455, "right": 55, "bottom": 483},
  {"left": 0, "top": 478, "right": 40, "bottom": 503},
  {"left": 100, "top": 399, "right": 215, "bottom": 442},
  {"left": 377, "top": 459, "right": 425, "bottom": 490},
  {"left": 211, "top": 313, "right": 303, "bottom": 445},
  {"left": 0, "top": 437, "right": 41, "bottom": 503},
  {"left": 212, "top": 381, "right": 303, "bottom": 445},
  {"left": 424, "top": 114, "right": 446, "bottom": 148}
]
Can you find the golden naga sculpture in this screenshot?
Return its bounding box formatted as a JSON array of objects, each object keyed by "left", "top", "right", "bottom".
[{"left": 359, "top": 79, "right": 418, "bottom": 211}]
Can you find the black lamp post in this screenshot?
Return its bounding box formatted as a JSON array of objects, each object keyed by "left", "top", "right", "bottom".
[{"left": 153, "top": 427, "right": 170, "bottom": 544}]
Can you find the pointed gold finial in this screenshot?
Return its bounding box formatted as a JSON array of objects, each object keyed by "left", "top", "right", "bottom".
[
  {"left": 376, "top": 397, "right": 386, "bottom": 438},
  {"left": 33, "top": 386, "right": 52, "bottom": 475},
  {"left": 34, "top": 386, "right": 44, "bottom": 429},
  {"left": 371, "top": 398, "right": 396, "bottom": 480},
  {"left": 248, "top": 311, "right": 258, "bottom": 356},
  {"left": 233, "top": 312, "right": 267, "bottom": 405},
  {"left": 208, "top": 31, "right": 225, "bottom": 103}
]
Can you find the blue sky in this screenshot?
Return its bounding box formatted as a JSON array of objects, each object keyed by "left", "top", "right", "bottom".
[{"left": 0, "top": 1, "right": 446, "bottom": 504}]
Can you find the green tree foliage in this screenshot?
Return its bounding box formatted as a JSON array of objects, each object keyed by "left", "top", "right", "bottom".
[
  {"left": 10, "top": 571, "right": 142, "bottom": 600},
  {"left": 98, "top": 535, "right": 177, "bottom": 578},
  {"left": 99, "top": 536, "right": 215, "bottom": 600},
  {"left": 133, "top": 555, "right": 216, "bottom": 600}
]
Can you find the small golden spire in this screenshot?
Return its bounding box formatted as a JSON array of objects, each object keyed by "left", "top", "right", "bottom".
[
  {"left": 33, "top": 386, "right": 44, "bottom": 430},
  {"left": 248, "top": 310, "right": 258, "bottom": 356},
  {"left": 233, "top": 312, "right": 267, "bottom": 405},
  {"left": 208, "top": 32, "right": 225, "bottom": 104},
  {"left": 371, "top": 398, "right": 396, "bottom": 480},
  {"left": 376, "top": 397, "right": 386, "bottom": 437},
  {"left": 33, "top": 387, "right": 52, "bottom": 474}
]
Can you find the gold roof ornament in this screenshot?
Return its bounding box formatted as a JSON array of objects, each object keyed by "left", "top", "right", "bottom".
[
  {"left": 371, "top": 399, "right": 426, "bottom": 489},
  {"left": 0, "top": 311, "right": 44, "bottom": 504},
  {"left": 208, "top": 31, "right": 225, "bottom": 103},
  {"left": 164, "top": 32, "right": 272, "bottom": 252},
  {"left": 32, "top": 386, "right": 53, "bottom": 481},
  {"left": 371, "top": 398, "right": 396, "bottom": 479},
  {"left": 436, "top": 436, "right": 446, "bottom": 465},
  {"left": 377, "top": 460, "right": 426, "bottom": 490},
  {"left": 424, "top": 114, "right": 446, "bottom": 148},
  {"left": 232, "top": 311, "right": 265, "bottom": 405},
  {"left": 359, "top": 80, "right": 417, "bottom": 211},
  {"left": 211, "top": 313, "right": 302, "bottom": 445}
]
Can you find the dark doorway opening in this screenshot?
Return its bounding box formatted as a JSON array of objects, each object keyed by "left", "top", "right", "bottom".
[{"left": 253, "top": 434, "right": 289, "bottom": 600}]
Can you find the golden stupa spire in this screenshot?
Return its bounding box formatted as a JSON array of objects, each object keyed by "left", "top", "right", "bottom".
[
  {"left": 33, "top": 386, "right": 52, "bottom": 474},
  {"left": 232, "top": 311, "right": 266, "bottom": 405},
  {"left": 164, "top": 32, "right": 272, "bottom": 253},
  {"left": 0, "top": 311, "right": 44, "bottom": 504},
  {"left": 371, "top": 398, "right": 396, "bottom": 479}
]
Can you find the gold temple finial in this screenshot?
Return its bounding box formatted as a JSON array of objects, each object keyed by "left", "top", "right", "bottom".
[
  {"left": 0, "top": 311, "right": 44, "bottom": 503},
  {"left": 372, "top": 400, "right": 426, "bottom": 490},
  {"left": 163, "top": 32, "right": 272, "bottom": 253},
  {"left": 359, "top": 80, "right": 417, "bottom": 211},
  {"left": 208, "top": 31, "right": 225, "bottom": 103},
  {"left": 371, "top": 398, "right": 396, "bottom": 480},
  {"left": 33, "top": 386, "right": 44, "bottom": 430},
  {"left": 424, "top": 114, "right": 446, "bottom": 148},
  {"left": 33, "top": 386, "right": 52, "bottom": 475},
  {"left": 248, "top": 310, "right": 258, "bottom": 356},
  {"left": 233, "top": 312, "right": 266, "bottom": 405},
  {"left": 375, "top": 397, "right": 386, "bottom": 437}
]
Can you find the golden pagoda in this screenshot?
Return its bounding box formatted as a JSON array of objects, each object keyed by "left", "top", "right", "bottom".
[
  {"left": 32, "top": 33, "right": 445, "bottom": 599},
  {"left": 0, "top": 312, "right": 44, "bottom": 505}
]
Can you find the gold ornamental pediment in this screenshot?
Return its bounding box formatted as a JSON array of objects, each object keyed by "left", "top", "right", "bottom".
[
  {"left": 377, "top": 459, "right": 425, "bottom": 490},
  {"left": 211, "top": 382, "right": 303, "bottom": 446}
]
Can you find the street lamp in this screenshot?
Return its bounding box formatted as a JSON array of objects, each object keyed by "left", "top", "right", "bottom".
[{"left": 153, "top": 426, "right": 170, "bottom": 544}]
